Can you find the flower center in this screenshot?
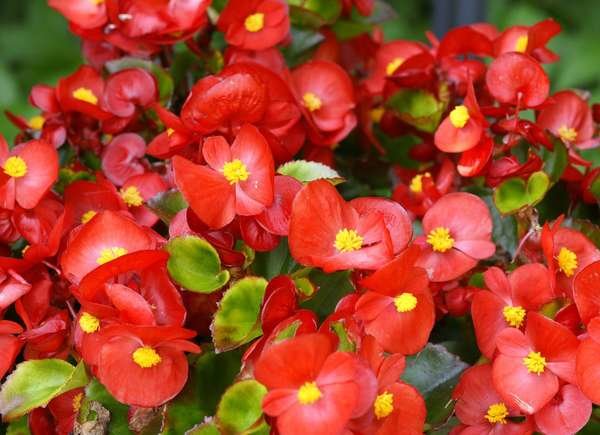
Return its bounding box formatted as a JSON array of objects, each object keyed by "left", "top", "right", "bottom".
[
  {"left": 485, "top": 402, "right": 508, "bottom": 424},
  {"left": 132, "top": 346, "right": 162, "bottom": 368},
  {"left": 221, "top": 159, "right": 250, "bottom": 184},
  {"left": 523, "top": 351, "right": 546, "bottom": 375},
  {"left": 373, "top": 392, "right": 394, "bottom": 419},
  {"left": 244, "top": 13, "right": 265, "bottom": 32},
  {"left": 166, "top": 128, "right": 175, "bottom": 137},
  {"left": 502, "top": 306, "right": 526, "bottom": 328},
  {"left": 514, "top": 35, "right": 528, "bottom": 53},
  {"left": 557, "top": 247, "right": 578, "bottom": 277},
  {"left": 302, "top": 92, "right": 322, "bottom": 112},
  {"left": 334, "top": 228, "right": 363, "bottom": 253},
  {"left": 72, "top": 393, "right": 83, "bottom": 413},
  {"left": 297, "top": 381, "right": 322, "bottom": 405},
  {"left": 426, "top": 227, "right": 454, "bottom": 253},
  {"left": 96, "top": 246, "right": 128, "bottom": 265},
  {"left": 558, "top": 125, "right": 577, "bottom": 142},
  {"left": 394, "top": 292, "right": 418, "bottom": 313},
  {"left": 72, "top": 87, "right": 98, "bottom": 105},
  {"left": 81, "top": 210, "right": 97, "bottom": 224},
  {"left": 386, "top": 57, "right": 404, "bottom": 76},
  {"left": 79, "top": 312, "right": 100, "bottom": 333},
  {"left": 3, "top": 156, "right": 28, "bottom": 178},
  {"left": 120, "top": 186, "right": 144, "bottom": 207},
  {"left": 370, "top": 107, "right": 385, "bottom": 123},
  {"left": 90, "top": 0, "right": 105, "bottom": 5},
  {"left": 449, "top": 105, "right": 470, "bottom": 128},
  {"left": 28, "top": 115, "right": 45, "bottom": 130},
  {"left": 409, "top": 172, "right": 431, "bottom": 194}
]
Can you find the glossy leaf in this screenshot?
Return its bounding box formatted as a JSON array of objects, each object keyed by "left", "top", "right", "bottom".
[
  {"left": 277, "top": 160, "right": 343, "bottom": 184},
  {"left": 216, "top": 380, "right": 267, "bottom": 433},
  {"left": 166, "top": 236, "right": 230, "bottom": 293},
  {"left": 147, "top": 189, "right": 188, "bottom": 224},
  {"left": 212, "top": 277, "right": 268, "bottom": 351},
  {"left": 387, "top": 89, "right": 444, "bottom": 133}
]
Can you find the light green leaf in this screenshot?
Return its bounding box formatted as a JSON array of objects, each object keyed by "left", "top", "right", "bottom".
[
  {"left": 166, "top": 236, "right": 230, "bottom": 293},
  {"left": 387, "top": 89, "right": 444, "bottom": 133},
  {"left": 277, "top": 160, "right": 344, "bottom": 184},
  {"left": 212, "top": 277, "right": 268, "bottom": 352},
  {"left": 0, "top": 360, "right": 88, "bottom": 421},
  {"left": 216, "top": 380, "right": 267, "bottom": 433},
  {"left": 147, "top": 190, "right": 188, "bottom": 224}
]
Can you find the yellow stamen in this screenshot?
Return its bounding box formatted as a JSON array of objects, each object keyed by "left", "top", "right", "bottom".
[
  {"left": 244, "top": 13, "right": 265, "bottom": 32},
  {"left": 132, "top": 346, "right": 162, "bottom": 368},
  {"left": 515, "top": 35, "right": 528, "bottom": 53},
  {"left": 90, "top": 0, "right": 105, "bottom": 5},
  {"left": 79, "top": 312, "right": 100, "bottom": 334},
  {"left": 3, "top": 156, "right": 28, "bottom": 178},
  {"left": 302, "top": 92, "right": 322, "bottom": 112},
  {"left": 120, "top": 186, "right": 144, "bottom": 207},
  {"left": 81, "top": 210, "right": 97, "bottom": 224},
  {"left": 394, "top": 292, "right": 418, "bottom": 313},
  {"left": 409, "top": 172, "right": 431, "bottom": 194},
  {"left": 386, "top": 57, "right": 404, "bottom": 76},
  {"left": 558, "top": 125, "right": 577, "bottom": 142},
  {"left": 502, "top": 306, "right": 526, "bottom": 328},
  {"left": 28, "top": 115, "right": 45, "bottom": 130},
  {"left": 334, "top": 228, "right": 363, "bottom": 253},
  {"left": 297, "top": 381, "right": 322, "bottom": 405},
  {"left": 523, "top": 351, "right": 546, "bottom": 375},
  {"left": 72, "top": 393, "right": 83, "bottom": 413},
  {"left": 370, "top": 107, "right": 385, "bottom": 123},
  {"left": 221, "top": 159, "right": 250, "bottom": 184},
  {"left": 166, "top": 128, "right": 175, "bottom": 137},
  {"left": 426, "top": 227, "right": 454, "bottom": 253},
  {"left": 96, "top": 247, "right": 128, "bottom": 265},
  {"left": 373, "top": 392, "right": 394, "bottom": 419},
  {"left": 485, "top": 402, "right": 508, "bottom": 424},
  {"left": 449, "top": 105, "right": 470, "bottom": 128},
  {"left": 72, "top": 87, "right": 98, "bottom": 105},
  {"left": 557, "top": 247, "right": 578, "bottom": 277}
]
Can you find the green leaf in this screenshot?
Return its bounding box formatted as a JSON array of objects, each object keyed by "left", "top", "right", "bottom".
[
  {"left": 287, "top": 0, "right": 342, "bottom": 28},
  {"left": 387, "top": 89, "right": 444, "bottom": 133},
  {"left": 401, "top": 344, "right": 468, "bottom": 425},
  {"left": 525, "top": 171, "right": 550, "bottom": 206},
  {"left": 0, "top": 360, "right": 88, "bottom": 421},
  {"left": 332, "top": 19, "right": 373, "bottom": 40},
  {"left": 277, "top": 160, "right": 344, "bottom": 184},
  {"left": 84, "top": 379, "right": 131, "bottom": 435},
  {"left": 185, "top": 422, "right": 221, "bottom": 435},
  {"left": 301, "top": 270, "right": 355, "bottom": 320},
  {"left": 542, "top": 138, "right": 568, "bottom": 183},
  {"left": 5, "top": 415, "right": 30, "bottom": 435},
  {"left": 212, "top": 277, "right": 268, "bottom": 352},
  {"left": 482, "top": 195, "right": 518, "bottom": 257},
  {"left": 146, "top": 190, "right": 188, "bottom": 224},
  {"left": 166, "top": 236, "right": 230, "bottom": 293},
  {"left": 590, "top": 173, "right": 600, "bottom": 200},
  {"left": 330, "top": 320, "right": 356, "bottom": 352},
  {"left": 493, "top": 171, "right": 550, "bottom": 215},
  {"left": 105, "top": 57, "right": 174, "bottom": 103},
  {"left": 216, "top": 380, "right": 267, "bottom": 433},
  {"left": 281, "top": 27, "right": 324, "bottom": 67}
]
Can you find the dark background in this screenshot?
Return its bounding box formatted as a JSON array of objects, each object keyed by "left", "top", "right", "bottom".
[{"left": 1, "top": 0, "right": 599, "bottom": 136}]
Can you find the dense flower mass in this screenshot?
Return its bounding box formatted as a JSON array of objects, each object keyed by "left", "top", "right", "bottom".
[{"left": 0, "top": 1, "right": 598, "bottom": 434}]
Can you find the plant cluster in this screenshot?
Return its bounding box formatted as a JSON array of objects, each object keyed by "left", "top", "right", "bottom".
[{"left": 0, "top": 1, "right": 599, "bottom": 434}]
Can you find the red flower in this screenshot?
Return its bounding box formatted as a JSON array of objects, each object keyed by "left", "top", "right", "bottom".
[
  {"left": 291, "top": 60, "right": 357, "bottom": 146},
  {"left": 103, "top": 68, "right": 157, "bottom": 118},
  {"left": 0, "top": 138, "right": 58, "bottom": 210},
  {"left": 63, "top": 177, "right": 126, "bottom": 229},
  {"left": 60, "top": 210, "right": 157, "bottom": 284},
  {"left": 254, "top": 333, "right": 377, "bottom": 435},
  {"left": 415, "top": 192, "right": 495, "bottom": 282},
  {"left": 486, "top": 53, "right": 549, "bottom": 108},
  {"left": 355, "top": 247, "right": 434, "bottom": 355},
  {"left": 494, "top": 19, "right": 561, "bottom": 63},
  {"left": 173, "top": 124, "right": 275, "bottom": 229},
  {"left": 289, "top": 180, "right": 399, "bottom": 273},
  {"left": 452, "top": 364, "right": 533, "bottom": 434},
  {"left": 471, "top": 264, "right": 554, "bottom": 358},
  {"left": 576, "top": 317, "right": 600, "bottom": 404},
  {"left": 95, "top": 324, "right": 200, "bottom": 407},
  {"left": 434, "top": 81, "right": 485, "bottom": 153},
  {"left": 48, "top": 0, "right": 106, "bottom": 30},
  {"left": 217, "top": 0, "right": 290, "bottom": 51},
  {"left": 0, "top": 320, "right": 23, "bottom": 379},
  {"left": 101, "top": 133, "right": 147, "bottom": 186},
  {"left": 573, "top": 260, "right": 600, "bottom": 326},
  {"left": 56, "top": 65, "right": 110, "bottom": 120},
  {"left": 534, "top": 384, "right": 591, "bottom": 435},
  {"left": 492, "top": 312, "right": 578, "bottom": 414},
  {"left": 537, "top": 90, "right": 597, "bottom": 149},
  {"left": 120, "top": 172, "right": 168, "bottom": 227}
]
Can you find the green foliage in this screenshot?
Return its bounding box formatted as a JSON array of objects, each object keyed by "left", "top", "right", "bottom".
[
  {"left": 493, "top": 171, "right": 550, "bottom": 215},
  {"left": 212, "top": 277, "right": 268, "bottom": 351},
  {"left": 83, "top": 379, "right": 131, "bottom": 435},
  {"left": 216, "top": 380, "right": 267, "bottom": 433},
  {"left": 166, "top": 236, "right": 230, "bottom": 293},
  {"left": 277, "top": 160, "right": 344, "bottom": 184},
  {"left": 387, "top": 89, "right": 445, "bottom": 133},
  {"left": 147, "top": 190, "right": 189, "bottom": 224},
  {"left": 300, "top": 269, "right": 355, "bottom": 320},
  {"left": 0, "top": 360, "right": 88, "bottom": 421}
]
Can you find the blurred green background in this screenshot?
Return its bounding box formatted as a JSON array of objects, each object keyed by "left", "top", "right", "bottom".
[{"left": 1, "top": 0, "right": 599, "bottom": 139}]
